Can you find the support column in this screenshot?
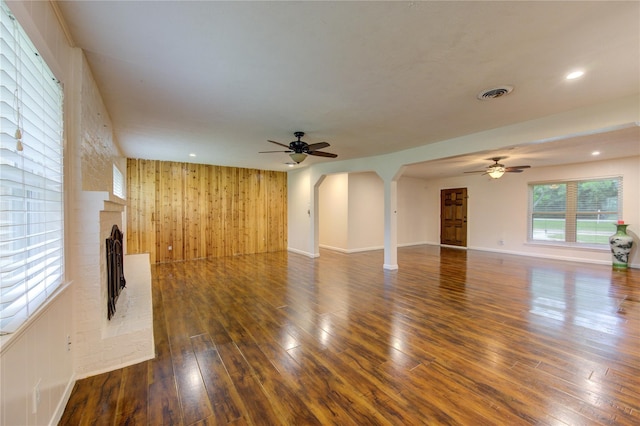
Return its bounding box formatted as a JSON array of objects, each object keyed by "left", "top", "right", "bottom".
[
  {"left": 383, "top": 178, "right": 398, "bottom": 270},
  {"left": 309, "top": 173, "right": 325, "bottom": 258}
]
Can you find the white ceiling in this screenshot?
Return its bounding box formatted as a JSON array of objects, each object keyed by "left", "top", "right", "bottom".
[
  {"left": 54, "top": 1, "right": 640, "bottom": 176},
  {"left": 402, "top": 124, "right": 640, "bottom": 179}
]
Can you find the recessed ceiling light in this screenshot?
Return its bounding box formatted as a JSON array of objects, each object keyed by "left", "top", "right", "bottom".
[
  {"left": 566, "top": 70, "right": 584, "bottom": 80},
  {"left": 591, "top": 151, "right": 600, "bottom": 156},
  {"left": 189, "top": 153, "right": 196, "bottom": 157}
]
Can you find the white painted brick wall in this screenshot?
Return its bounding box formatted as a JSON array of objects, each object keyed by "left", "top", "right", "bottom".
[
  {"left": 72, "top": 55, "right": 154, "bottom": 379},
  {"left": 80, "top": 57, "right": 120, "bottom": 193}
]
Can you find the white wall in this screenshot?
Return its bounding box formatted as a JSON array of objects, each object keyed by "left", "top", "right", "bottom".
[
  {"left": 319, "top": 173, "right": 349, "bottom": 250},
  {"left": 318, "top": 172, "right": 385, "bottom": 253},
  {"left": 287, "top": 168, "right": 315, "bottom": 256},
  {"left": 398, "top": 176, "right": 431, "bottom": 246},
  {"left": 0, "top": 287, "right": 73, "bottom": 426},
  {"left": 348, "top": 172, "right": 384, "bottom": 251}
]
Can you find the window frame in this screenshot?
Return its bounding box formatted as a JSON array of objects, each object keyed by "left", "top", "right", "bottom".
[
  {"left": 528, "top": 176, "right": 623, "bottom": 247},
  {"left": 113, "top": 163, "right": 125, "bottom": 199}
]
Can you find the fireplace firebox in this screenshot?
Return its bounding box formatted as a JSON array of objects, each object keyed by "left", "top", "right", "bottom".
[{"left": 106, "top": 224, "right": 126, "bottom": 319}]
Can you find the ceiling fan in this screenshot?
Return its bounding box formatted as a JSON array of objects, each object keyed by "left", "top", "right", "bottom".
[
  {"left": 464, "top": 157, "right": 531, "bottom": 179},
  {"left": 260, "top": 131, "right": 338, "bottom": 164}
]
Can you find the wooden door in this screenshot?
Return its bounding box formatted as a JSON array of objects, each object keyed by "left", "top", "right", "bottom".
[{"left": 440, "top": 188, "right": 468, "bottom": 247}]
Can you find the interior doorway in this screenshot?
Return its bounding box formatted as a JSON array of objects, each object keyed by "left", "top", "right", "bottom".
[{"left": 440, "top": 188, "right": 468, "bottom": 247}]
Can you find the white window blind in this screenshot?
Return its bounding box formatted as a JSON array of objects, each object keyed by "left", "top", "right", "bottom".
[
  {"left": 0, "top": 1, "right": 64, "bottom": 334},
  {"left": 113, "top": 164, "right": 124, "bottom": 198}
]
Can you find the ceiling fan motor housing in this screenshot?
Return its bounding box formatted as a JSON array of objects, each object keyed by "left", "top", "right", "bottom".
[{"left": 290, "top": 131, "right": 307, "bottom": 152}]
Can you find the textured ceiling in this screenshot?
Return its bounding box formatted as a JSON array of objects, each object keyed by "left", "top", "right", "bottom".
[{"left": 54, "top": 1, "right": 639, "bottom": 175}]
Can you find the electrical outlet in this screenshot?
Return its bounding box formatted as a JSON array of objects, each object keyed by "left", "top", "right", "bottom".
[
  {"left": 32, "top": 379, "right": 41, "bottom": 414},
  {"left": 168, "top": 245, "right": 172, "bottom": 251},
  {"left": 67, "top": 334, "right": 71, "bottom": 352}
]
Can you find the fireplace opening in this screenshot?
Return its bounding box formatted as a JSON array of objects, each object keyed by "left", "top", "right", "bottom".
[{"left": 106, "top": 224, "right": 126, "bottom": 319}]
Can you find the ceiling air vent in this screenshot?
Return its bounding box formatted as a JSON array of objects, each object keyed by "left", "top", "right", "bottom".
[{"left": 477, "top": 85, "right": 514, "bottom": 100}]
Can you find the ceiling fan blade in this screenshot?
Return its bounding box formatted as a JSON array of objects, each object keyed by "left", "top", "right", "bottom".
[
  {"left": 306, "top": 142, "right": 330, "bottom": 151},
  {"left": 267, "top": 140, "right": 291, "bottom": 149},
  {"left": 505, "top": 169, "right": 524, "bottom": 173},
  {"left": 505, "top": 165, "right": 531, "bottom": 170},
  {"left": 464, "top": 170, "right": 486, "bottom": 174},
  {"left": 259, "top": 150, "right": 292, "bottom": 153},
  {"left": 308, "top": 150, "right": 337, "bottom": 158}
]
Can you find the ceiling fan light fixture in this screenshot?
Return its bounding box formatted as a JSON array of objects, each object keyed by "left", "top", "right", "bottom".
[
  {"left": 487, "top": 165, "right": 506, "bottom": 179},
  {"left": 290, "top": 152, "right": 307, "bottom": 163}
]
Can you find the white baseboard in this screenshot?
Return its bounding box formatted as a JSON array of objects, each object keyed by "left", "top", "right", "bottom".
[
  {"left": 287, "top": 247, "right": 319, "bottom": 258},
  {"left": 318, "top": 244, "right": 348, "bottom": 253},
  {"left": 467, "top": 245, "right": 638, "bottom": 269},
  {"left": 293, "top": 243, "right": 638, "bottom": 269},
  {"left": 398, "top": 241, "right": 433, "bottom": 247},
  {"left": 440, "top": 244, "right": 468, "bottom": 250},
  {"left": 319, "top": 244, "right": 384, "bottom": 254},
  {"left": 349, "top": 245, "right": 384, "bottom": 253},
  {"left": 50, "top": 374, "right": 76, "bottom": 426}
]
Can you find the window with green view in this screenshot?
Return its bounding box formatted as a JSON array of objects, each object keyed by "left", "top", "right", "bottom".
[{"left": 529, "top": 178, "right": 621, "bottom": 245}]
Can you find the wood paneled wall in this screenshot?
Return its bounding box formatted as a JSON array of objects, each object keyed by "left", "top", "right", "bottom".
[{"left": 126, "top": 159, "right": 287, "bottom": 263}]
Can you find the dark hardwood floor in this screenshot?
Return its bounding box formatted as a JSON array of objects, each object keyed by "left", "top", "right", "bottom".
[{"left": 60, "top": 246, "right": 640, "bottom": 425}]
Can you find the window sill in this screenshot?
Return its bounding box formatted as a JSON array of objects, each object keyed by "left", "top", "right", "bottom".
[{"left": 0, "top": 280, "right": 73, "bottom": 354}]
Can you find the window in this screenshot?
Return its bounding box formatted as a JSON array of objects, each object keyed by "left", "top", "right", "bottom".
[
  {"left": 113, "top": 164, "right": 124, "bottom": 198},
  {"left": 529, "top": 178, "right": 622, "bottom": 245},
  {"left": 1, "top": 1, "right": 64, "bottom": 334}
]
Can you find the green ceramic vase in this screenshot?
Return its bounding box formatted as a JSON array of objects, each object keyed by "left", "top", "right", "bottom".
[{"left": 609, "top": 224, "right": 633, "bottom": 269}]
